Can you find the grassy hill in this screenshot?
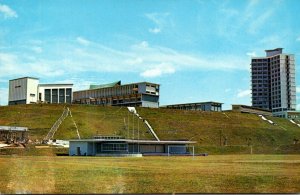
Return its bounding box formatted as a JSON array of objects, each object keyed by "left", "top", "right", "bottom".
[{"left": 0, "top": 104, "right": 300, "bottom": 154}]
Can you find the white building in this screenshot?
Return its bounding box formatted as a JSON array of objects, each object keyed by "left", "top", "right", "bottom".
[
  {"left": 8, "top": 77, "right": 73, "bottom": 105},
  {"left": 38, "top": 84, "right": 73, "bottom": 104}
]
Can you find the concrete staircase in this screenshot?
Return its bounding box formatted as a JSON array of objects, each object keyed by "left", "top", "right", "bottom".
[{"left": 44, "top": 107, "right": 81, "bottom": 142}]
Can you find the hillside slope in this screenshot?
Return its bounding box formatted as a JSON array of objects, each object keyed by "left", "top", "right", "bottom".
[{"left": 0, "top": 104, "right": 300, "bottom": 153}]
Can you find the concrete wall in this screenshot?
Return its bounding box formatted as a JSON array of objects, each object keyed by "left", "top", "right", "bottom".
[
  {"left": 9, "top": 78, "right": 39, "bottom": 104},
  {"left": 26, "top": 79, "right": 39, "bottom": 104},
  {"left": 69, "top": 141, "right": 89, "bottom": 156},
  {"left": 142, "top": 101, "right": 159, "bottom": 108}
]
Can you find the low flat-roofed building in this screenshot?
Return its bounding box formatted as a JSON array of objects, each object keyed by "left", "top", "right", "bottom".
[
  {"left": 232, "top": 104, "right": 272, "bottom": 116},
  {"left": 0, "top": 126, "right": 28, "bottom": 143},
  {"left": 73, "top": 81, "right": 160, "bottom": 108},
  {"left": 69, "top": 135, "right": 195, "bottom": 156},
  {"left": 161, "top": 101, "right": 223, "bottom": 112}
]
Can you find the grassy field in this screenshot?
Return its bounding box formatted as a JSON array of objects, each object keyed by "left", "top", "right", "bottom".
[
  {"left": 1, "top": 104, "right": 300, "bottom": 154},
  {"left": 0, "top": 155, "right": 299, "bottom": 194}
]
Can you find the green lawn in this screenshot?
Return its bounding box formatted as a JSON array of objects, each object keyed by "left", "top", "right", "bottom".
[
  {"left": 0, "top": 155, "right": 300, "bottom": 194},
  {"left": 1, "top": 104, "right": 300, "bottom": 154}
]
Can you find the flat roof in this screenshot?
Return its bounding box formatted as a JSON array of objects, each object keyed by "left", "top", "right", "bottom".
[
  {"left": 9, "top": 77, "right": 39, "bottom": 81},
  {"left": 161, "top": 101, "right": 223, "bottom": 107},
  {"left": 38, "top": 84, "right": 73, "bottom": 86},
  {"left": 69, "top": 139, "right": 196, "bottom": 144},
  {"left": 232, "top": 104, "right": 271, "bottom": 112},
  {"left": 0, "top": 126, "right": 28, "bottom": 132},
  {"left": 265, "top": 48, "right": 283, "bottom": 52},
  {"left": 74, "top": 81, "right": 160, "bottom": 93}
]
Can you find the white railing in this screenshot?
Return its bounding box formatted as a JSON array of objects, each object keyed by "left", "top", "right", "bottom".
[
  {"left": 44, "top": 107, "right": 69, "bottom": 141},
  {"left": 44, "top": 107, "right": 81, "bottom": 142},
  {"left": 127, "top": 107, "right": 160, "bottom": 141}
]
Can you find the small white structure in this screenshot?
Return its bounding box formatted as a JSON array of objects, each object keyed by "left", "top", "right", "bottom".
[
  {"left": 9, "top": 77, "right": 39, "bottom": 105},
  {"left": 9, "top": 77, "right": 73, "bottom": 105}
]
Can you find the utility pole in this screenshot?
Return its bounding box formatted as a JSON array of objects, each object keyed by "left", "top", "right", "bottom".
[
  {"left": 138, "top": 117, "right": 140, "bottom": 153},
  {"left": 219, "top": 130, "right": 222, "bottom": 146},
  {"left": 132, "top": 112, "right": 134, "bottom": 139},
  {"left": 127, "top": 111, "right": 129, "bottom": 139}
]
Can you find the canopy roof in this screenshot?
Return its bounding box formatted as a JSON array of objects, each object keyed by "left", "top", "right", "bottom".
[{"left": 89, "top": 81, "right": 121, "bottom": 90}]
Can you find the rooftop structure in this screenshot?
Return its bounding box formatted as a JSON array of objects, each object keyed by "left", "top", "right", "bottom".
[
  {"left": 73, "top": 81, "right": 160, "bottom": 108},
  {"left": 251, "top": 48, "right": 296, "bottom": 118},
  {"left": 161, "top": 101, "right": 223, "bottom": 112}
]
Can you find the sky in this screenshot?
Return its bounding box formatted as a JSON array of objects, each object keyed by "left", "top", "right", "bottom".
[{"left": 1, "top": 0, "right": 300, "bottom": 109}]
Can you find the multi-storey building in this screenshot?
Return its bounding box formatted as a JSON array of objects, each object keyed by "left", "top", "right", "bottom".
[
  {"left": 73, "top": 81, "right": 160, "bottom": 108},
  {"left": 251, "top": 48, "right": 296, "bottom": 118},
  {"left": 8, "top": 77, "right": 73, "bottom": 105}
]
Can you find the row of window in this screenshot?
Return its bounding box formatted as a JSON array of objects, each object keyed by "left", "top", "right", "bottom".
[
  {"left": 101, "top": 143, "right": 128, "bottom": 151},
  {"left": 44, "top": 88, "right": 72, "bottom": 103},
  {"left": 74, "top": 84, "right": 140, "bottom": 99}
]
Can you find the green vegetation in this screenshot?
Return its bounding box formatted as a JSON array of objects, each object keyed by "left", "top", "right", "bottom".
[
  {"left": 0, "top": 155, "right": 299, "bottom": 193},
  {"left": 1, "top": 104, "right": 300, "bottom": 154}
]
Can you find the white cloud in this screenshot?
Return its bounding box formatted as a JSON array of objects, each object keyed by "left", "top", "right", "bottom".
[
  {"left": 137, "top": 41, "right": 148, "bottom": 48},
  {"left": 125, "top": 57, "right": 143, "bottom": 65},
  {"left": 246, "top": 52, "right": 256, "bottom": 57},
  {"left": 296, "top": 86, "right": 300, "bottom": 93},
  {"left": 0, "top": 38, "right": 250, "bottom": 80},
  {"left": 216, "top": 0, "right": 281, "bottom": 38},
  {"left": 0, "top": 4, "right": 17, "bottom": 18},
  {"left": 56, "top": 78, "right": 97, "bottom": 91},
  {"left": 31, "top": 46, "right": 43, "bottom": 54},
  {"left": 237, "top": 89, "right": 251, "bottom": 98},
  {"left": 248, "top": 9, "right": 273, "bottom": 34},
  {"left": 140, "top": 63, "right": 175, "bottom": 78},
  {"left": 145, "top": 12, "right": 170, "bottom": 26},
  {"left": 145, "top": 12, "right": 171, "bottom": 34},
  {"left": 149, "top": 28, "right": 161, "bottom": 34},
  {"left": 0, "top": 52, "right": 64, "bottom": 77},
  {"left": 76, "top": 37, "right": 90, "bottom": 46}
]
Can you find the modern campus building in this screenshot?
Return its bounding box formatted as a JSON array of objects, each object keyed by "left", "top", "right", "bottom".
[
  {"left": 251, "top": 48, "right": 296, "bottom": 118},
  {"left": 73, "top": 81, "right": 160, "bottom": 108},
  {"left": 8, "top": 77, "right": 73, "bottom": 105},
  {"left": 69, "top": 135, "right": 196, "bottom": 156},
  {"left": 161, "top": 101, "right": 223, "bottom": 112}
]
